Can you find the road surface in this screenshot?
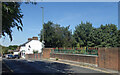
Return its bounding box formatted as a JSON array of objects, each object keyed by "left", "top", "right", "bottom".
[{"left": 2, "top": 58, "right": 112, "bottom": 74}]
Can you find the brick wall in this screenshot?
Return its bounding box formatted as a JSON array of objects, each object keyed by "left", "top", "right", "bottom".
[
  {"left": 119, "top": 48, "right": 120, "bottom": 71},
  {"left": 50, "top": 53, "right": 98, "bottom": 65},
  {"left": 26, "top": 53, "right": 42, "bottom": 60},
  {"left": 42, "top": 48, "right": 52, "bottom": 59},
  {"left": 98, "top": 48, "right": 120, "bottom": 71},
  {"left": 42, "top": 48, "right": 120, "bottom": 71}
]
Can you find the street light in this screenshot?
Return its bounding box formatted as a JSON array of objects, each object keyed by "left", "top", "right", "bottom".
[{"left": 41, "top": 7, "right": 45, "bottom": 47}]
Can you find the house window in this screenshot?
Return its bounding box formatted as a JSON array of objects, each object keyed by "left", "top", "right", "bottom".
[{"left": 29, "top": 45, "right": 31, "bottom": 48}]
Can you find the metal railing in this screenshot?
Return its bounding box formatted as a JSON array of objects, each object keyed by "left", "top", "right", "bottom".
[{"left": 51, "top": 48, "right": 98, "bottom": 56}]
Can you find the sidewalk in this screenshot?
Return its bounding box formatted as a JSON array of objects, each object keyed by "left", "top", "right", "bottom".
[{"left": 32, "top": 58, "right": 119, "bottom": 74}]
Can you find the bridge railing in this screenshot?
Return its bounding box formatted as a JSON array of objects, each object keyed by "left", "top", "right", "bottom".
[{"left": 51, "top": 47, "right": 98, "bottom": 56}]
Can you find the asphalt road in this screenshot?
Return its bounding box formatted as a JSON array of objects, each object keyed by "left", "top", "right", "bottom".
[
  {"left": 2, "top": 58, "right": 112, "bottom": 74},
  {"left": 0, "top": 58, "right": 2, "bottom": 74}
]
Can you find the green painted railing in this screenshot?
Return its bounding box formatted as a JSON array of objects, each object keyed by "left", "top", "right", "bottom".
[{"left": 51, "top": 48, "right": 98, "bottom": 56}]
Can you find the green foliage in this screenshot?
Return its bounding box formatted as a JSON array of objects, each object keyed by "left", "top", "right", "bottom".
[
  {"left": 73, "top": 22, "right": 93, "bottom": 47},
  {"left": 117, "top": 30, "right": 120, "bottom": 47},
  {"left": 74, "top": 22, "right": 119, "bottom": 47},
  {"left": 88, "top": 24, "right": 118, "bottom": 47},
  {"left": 2, "top": 2, "right": 36, "bottom": 41},
  {"left": 33, "top": 50, "right": 38, "bottom": 54},
  {"left": 39, "top": 21, "right": 119, "bottom": 47},
  {"left": 2, "top": 2, "right": 23, "bottom": 41},
  {"left": 39, "top": 21, "right": 74, "bottom": 48},
  {"left": 8, "top": 45, "right": 18, "bottom": 50},
  {"left": 56, "top": 58, "right": 59, "bottom": 61},
  {"left": 0, "top": 45, "right": 9, "bottom": 54},
  {"left": 0, "top": 45, "right": 18, "bottom": 55}
]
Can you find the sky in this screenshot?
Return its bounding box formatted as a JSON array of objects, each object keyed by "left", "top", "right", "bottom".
[{"left": 1, "top": 2, "right": 118, "bottom": 46}]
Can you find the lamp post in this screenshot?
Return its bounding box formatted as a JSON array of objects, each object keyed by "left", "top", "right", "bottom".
[{"left": 41, "top": 7, "right": 45, "bottom": 45}]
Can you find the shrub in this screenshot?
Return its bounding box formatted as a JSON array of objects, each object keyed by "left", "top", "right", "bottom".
[{"left": 56, "top": 58, "right": 59, "bottom": 61}]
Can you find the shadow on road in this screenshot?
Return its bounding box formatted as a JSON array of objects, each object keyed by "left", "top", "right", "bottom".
[
  {"left": 2, "top": 59, "right": 115, "bottom": 75},
  {"left": 35, "top": 60, "right": 73, "bottom": 73}
]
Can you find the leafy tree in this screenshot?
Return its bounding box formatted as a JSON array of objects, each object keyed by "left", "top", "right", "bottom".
[
  {"left": 117, "top": 30, "right": 120, "bottom": 47},
  {"left": 73, "top": 21, "right": 93, "bottom": 47},
  {"left": 99, "top": 24, "right": 118, "bottom": 47},
  {"left": 8, "top": 45, "right": 18, "bottom": 50},
  {"left": 0, "top": 45, "right": 9, "bottom": 54},
  {"left": 2, "top": 2, "right": 36, "bottom": 41},
  {"left": 2, "top": 2, "right": 23, "bottom": 41},
  {"left": 39, "top": 21, "right": 55, "bottom": 47},
  {"left": 74, "top": 22, "right": 118, "bottom": 47},
  {"left": 39, "top": 21, "right": 74, "bottom": 48}
]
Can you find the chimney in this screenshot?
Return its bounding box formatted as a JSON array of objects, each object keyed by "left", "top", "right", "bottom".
[
  {"left": 28, "top": 38, "right": 33, "bottom": 41},
  {"left": 32, "top": 37, "right": 38, "bottom": 40}
]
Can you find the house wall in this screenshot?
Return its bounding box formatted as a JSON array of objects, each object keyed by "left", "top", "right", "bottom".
[
  {"left": 19, "top": 40, "right": 43, "bottom": 59},
  {"left": 14, "top": 52, "right": 19, "bottom": 55},
  {"left": 20, "top": 46, "right": 26, "bottom": 51},
  {"left": 26, "top": 40, "right": 43, "bottom": 54}
]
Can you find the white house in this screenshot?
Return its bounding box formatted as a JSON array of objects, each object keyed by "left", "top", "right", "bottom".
[{"left": 19, "top": 37, "right": 43, "bottom": 58}]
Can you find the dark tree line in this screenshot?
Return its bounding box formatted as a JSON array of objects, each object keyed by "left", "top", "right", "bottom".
[
  {"left": 39, "top": 21, "right": 75, "bottom": 48},
  {"left": 0, "top": 45, "right": 18, "bottom": 54},
  {"left": 39, "top": 21, "right": 120, "bottom": 48}
]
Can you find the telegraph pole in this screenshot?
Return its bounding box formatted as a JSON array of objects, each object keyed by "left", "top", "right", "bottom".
[{"left": 41, "top": 7, "right": 44, "bottom": 44}]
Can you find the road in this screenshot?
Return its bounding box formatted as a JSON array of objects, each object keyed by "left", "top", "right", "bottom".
[{"left": 2, "top": 58, "right": 112, "bottom": 74}]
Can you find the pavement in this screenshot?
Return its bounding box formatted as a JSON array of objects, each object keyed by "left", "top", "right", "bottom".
[{"left": 2, "top": 58, "right": 119, "bottom": 75}]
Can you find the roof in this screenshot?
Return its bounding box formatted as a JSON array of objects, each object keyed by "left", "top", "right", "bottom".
[{"left": 19, "top": 40, "right": 32, "bottom": 47}]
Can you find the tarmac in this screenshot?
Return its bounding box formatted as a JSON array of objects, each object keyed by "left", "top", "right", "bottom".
[{"left": 32, "top": 58, "right": 119, "bottom": 74}]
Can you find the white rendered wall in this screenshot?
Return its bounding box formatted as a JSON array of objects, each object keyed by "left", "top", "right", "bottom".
[
  {"left": 26, "top": 40, "right": 43, "bottom": 54},
  {"left": 13, "top": 52, "right": 19, "bottom": 55},
  {"left": 19, "top": 40, "right": 43, "bottom": 59}
]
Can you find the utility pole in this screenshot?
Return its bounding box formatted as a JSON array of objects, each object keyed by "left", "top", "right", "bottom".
[{"left": 41, "top": 7, "right": 45, "bottom": 47}]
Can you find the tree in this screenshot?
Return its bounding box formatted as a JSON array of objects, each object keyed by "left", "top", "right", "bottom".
[
  {"left": 39, "top": 21, "right": 74, "bottom": 48},
  {"left": 74, "top": 22, "right": 119, "bottom": 47},
  {"left": 73, "top": 21, "right": 93, "bottom": 47},
  {"left": 2, "top": 2, "right": 23, "bottom": 41},
  {"left": 117, "top": 30, "right": 120, "bottom": 47},
  {"left": 99, "top": 24, "right": 118, "bottom": 47},
  {"left": 89, "top": 28, "right": 103, "bottom": 47},
  {"left": 39, "top": 21, "right": 55, "bottom": 47},
  {"left": 0, "top": 45, "right": 9, "bottom": 54},
  {"left": 2, "top": 2, "right": 36, "bottom": 41},
  {"left": 8, "top": 45, "right": 18, "bottom": 50}
]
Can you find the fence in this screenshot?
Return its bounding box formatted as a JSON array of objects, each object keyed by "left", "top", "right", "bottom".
[{"left": 51, "top": 47, "right": 98, "bottom": 55}]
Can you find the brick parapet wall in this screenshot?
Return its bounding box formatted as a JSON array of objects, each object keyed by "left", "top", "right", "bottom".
[
  {"left": 42, "top": 48, "right": 52, "bottom": 59},
  {"left": 50, "top": 53, "right": 98, "bottom": 65},
  {"left": 26, "top": 53, "right": 42, "bottom": 60},
  {"left": 98, "top": 47, "right": 120, "bottom": 71},
  {"left": 42, "top": 48, "right": 120, "bottom": 71}
]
